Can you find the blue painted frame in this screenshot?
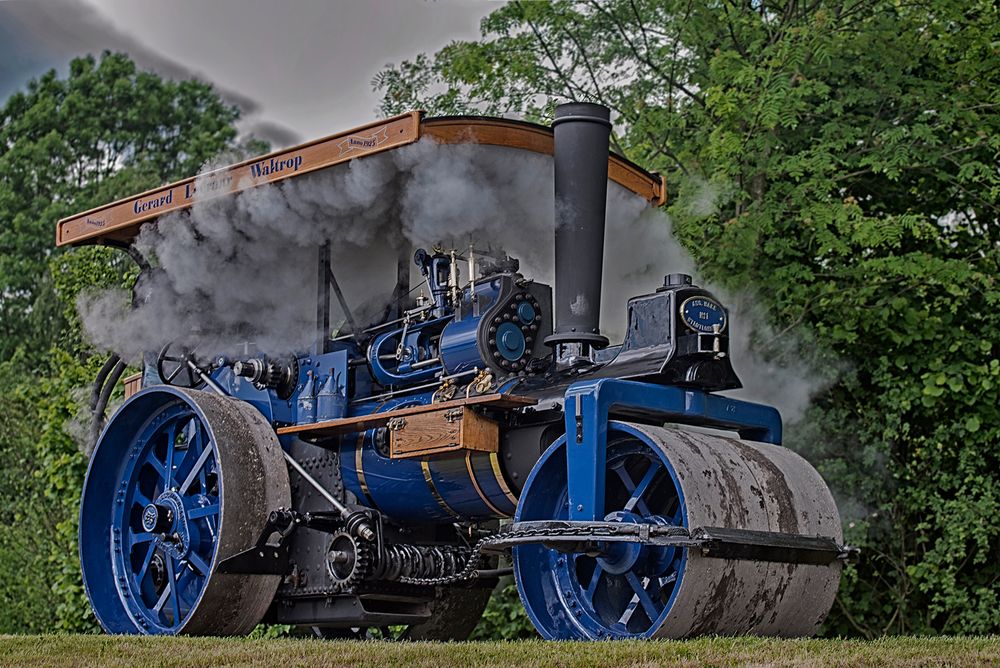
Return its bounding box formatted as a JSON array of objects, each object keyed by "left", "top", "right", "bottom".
[{"left": 563, "top": 378, "right": 782, "bottom": 521}]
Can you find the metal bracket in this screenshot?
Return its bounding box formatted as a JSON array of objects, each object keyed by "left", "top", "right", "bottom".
[
  {"left": 481, "top": 520, "right": 856, "bottom": 566},
  {"left": 563, "top": 378, "right": 783, "bottom": 521},
  {"left": 217, "top": 543, "right": 289, "bottom": 576},
  {"left": 692, "top": 527, "right": 857, "bottom": 566},
  {"left": 217, "top": 508, "right": 297, "bottom": 575},
  {"left": 387, "top": 417, "right": 407, "bottom": 431},
  {"left": 697, "top": 332, "right": 727, "bottom": 356},
  {"left": 443, "top": 408, "right": 463, "bottom": 423}
]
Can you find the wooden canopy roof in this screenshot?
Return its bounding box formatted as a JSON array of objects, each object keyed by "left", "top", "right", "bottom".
[{"left": 56, "top": 111, "right": 666, "bottom": 248}]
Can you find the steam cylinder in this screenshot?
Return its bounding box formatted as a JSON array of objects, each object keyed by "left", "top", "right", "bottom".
[{"left": 545, "top": 102, "right": 612, "bottom": 350}]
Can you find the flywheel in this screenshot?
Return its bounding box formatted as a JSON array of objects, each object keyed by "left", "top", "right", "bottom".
[
  {"left": 79, "top": 386, "right": 290, "bottom": 634},
  {"left": 512, "top": 421, "right": 843, "bottom": 639}
]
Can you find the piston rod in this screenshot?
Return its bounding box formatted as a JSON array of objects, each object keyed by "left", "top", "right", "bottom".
[
  {"left": 187, "top": 359, "right": 228, "bottom": 397},
  {"left": 282, "top": 450, "right": 375, "bottom": 541}
]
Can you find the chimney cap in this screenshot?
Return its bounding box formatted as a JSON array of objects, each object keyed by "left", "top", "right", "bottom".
[
  {"left": 553, "top": 102, "right": 611, "bottom": 129},
  {"left": 658, "top": 273, "right": 693, "bottom": 290}
]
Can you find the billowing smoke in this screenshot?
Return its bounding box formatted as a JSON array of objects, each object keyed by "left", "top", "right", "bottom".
[
  {"left": 723, "top": 295, "right": 843, "bottom": 424},
  {"left": 79, "top": 139, "right": 614, "bottom": 358},
  {"left": 78, "top": 137, "right": 834, "bottom": 423}
]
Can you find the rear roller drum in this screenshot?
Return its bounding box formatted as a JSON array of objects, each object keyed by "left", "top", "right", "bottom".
[
  {"left": 512, "top": 421, "right": 842, "bottom": 639},
  {"left": 79, "top": 386, "right": 290, "bottom": 634}
]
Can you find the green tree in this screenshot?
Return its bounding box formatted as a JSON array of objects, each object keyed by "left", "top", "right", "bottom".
[
  {"left": 0, "top": 51, "right": 245, "bottom": 368},
  {"left": 0, "top": 51, "right": 259, "bottom": 632},
  {"left": 0, "top": 357, "right": 60, "bottom": 632},
  {"left": 375, "top": 0, "right": 1000, "bottom": 636}
]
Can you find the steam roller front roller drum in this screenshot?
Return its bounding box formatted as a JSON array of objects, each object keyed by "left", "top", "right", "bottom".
[
  {"left": 513, "top": 421, "right": 842, "bottom": 639},
  {"left": 79, "top": 386, "right": 291, "bottom": 634}
]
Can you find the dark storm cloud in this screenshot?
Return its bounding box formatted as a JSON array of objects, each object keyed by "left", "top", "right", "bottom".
[
  {"left": 0, "top": 0, "right": 298, "bottom": 146},
  {"left": 3, "top": 0, "right": 499, "bottom": 143},
  {"left": 242, "top": 120, "right": 301, "bottom": 149},
  {"left": 82, "top": 0, "right": 498, "bottom": 139}
]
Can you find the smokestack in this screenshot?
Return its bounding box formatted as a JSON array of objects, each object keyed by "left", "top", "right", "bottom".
[{"left": 544, "top": 102, "right": 612, "bottom": 358}]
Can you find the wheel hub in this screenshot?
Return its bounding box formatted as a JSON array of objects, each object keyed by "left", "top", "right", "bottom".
[
  {"left": 141, "top": 503, "right": 174, "bottom": 534},
  {"left": 596, "top": 511, "right": 676, "bottom": 576},
  {"left": 150, "top": 491, "right": 191, "bottom": 559}
]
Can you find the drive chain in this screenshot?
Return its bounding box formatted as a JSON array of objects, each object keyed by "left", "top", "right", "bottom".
[{"left": 397, "top": 522, "right": 689, "bottom": 587}]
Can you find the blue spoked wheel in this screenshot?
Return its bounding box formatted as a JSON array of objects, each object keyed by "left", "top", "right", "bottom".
[
  {"left": 514, "top": 421, "right": 846, "bottom": 639},
  {"left": 80, "top": 386, "right": 290, "bottom": 635},
  {"left": 513, "top": 422, "right": 688, "bottom": 639}
]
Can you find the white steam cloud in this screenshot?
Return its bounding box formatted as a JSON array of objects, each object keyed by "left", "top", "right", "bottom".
[{"left": 77, "top": 138, "right": 832, "bottom": 423}]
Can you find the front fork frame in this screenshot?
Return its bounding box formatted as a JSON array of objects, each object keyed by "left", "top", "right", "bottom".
[{"left": 562, "top": 379, "right": 783, "bottom": 522}]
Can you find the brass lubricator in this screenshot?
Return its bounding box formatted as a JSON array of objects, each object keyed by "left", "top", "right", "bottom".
[
  {"left": 471, "top": 369, "right": 495, "bottom": 395},
  {"left": 433, "top": 377, "right": 458, "bottom": 403}
]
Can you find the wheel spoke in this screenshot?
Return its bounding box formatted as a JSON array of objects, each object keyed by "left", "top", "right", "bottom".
[
  {"left": 611, "top": 463, "right": 652, "bottom": 516},
  {"left": 203, "top": 512, "right": 218, "bottom": 539},
  {"left": 198, "top": 466, "right": 209, "bottom": 495},
  {"left": 165, "top": 364, "right": 183, "bottom": 383},
  {"left": 143, "top": 450, "right": 167, "bottom": 482},
  {"left": 671, "top": 504, "right": 683, "bottom": 525},
  {"left": 174, "top": 427, "right": 203, "bottom": 483},
  {"left": 131, "top": 532, "right": 155, "bottom": 546},
  {"left": 187, "top": 550, "right": 211, "bottom": 577},
  {"left": 166, "top": 557, "right": 182, "bottom": 626},
  {"left": 585, "top": 562, "right": 604, "bottom": 598},
  {"left": 623, "top": 460, "right": 661, "bottom": 515},
  {"left": 135, "top": 542, "right": 157, "bottom": 583},
  {"left": 187, "top": 421, "right": 202, "bottom": 449},
  {"left": 174, "top": 567, "right": 197, "bottom": 611},
  {"left": 164, "top": 422, "right": 177, "bottom": 488},
  {"left": 153, "top": 581, "right": 171, "bottom": 614},
  {"left": 180, "top": 441, "right": 214, "bottom": 494},
  {"left": 188, "top": 503, "right": 219, "bottom": 519},
  {"left": 625, "top": 572, "right": 661, "bottom": 623},
  {"left": 132, "top": 488, "right": 153, "bottom": 508},
  {"left": 617, "top": 587, "right": 640, "bottom": 626}
]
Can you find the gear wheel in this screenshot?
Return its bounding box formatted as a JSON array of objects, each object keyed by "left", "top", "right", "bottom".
[{"left": 326, "top": 530, "right": 372, "bottom": 593}]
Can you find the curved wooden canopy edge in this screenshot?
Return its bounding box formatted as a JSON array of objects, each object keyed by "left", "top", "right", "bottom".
[{"left": 56, "top": 111, "right": 666, "bottom": 248}]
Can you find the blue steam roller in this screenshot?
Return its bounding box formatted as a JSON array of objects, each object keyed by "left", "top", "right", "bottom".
[{"left": 66, "top": 103, "right": 853, "bottom": 639}]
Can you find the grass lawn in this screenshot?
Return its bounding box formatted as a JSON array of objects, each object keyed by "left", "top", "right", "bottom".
[{"left": 1, "top": 635, "right": 998, "bottom": 667}]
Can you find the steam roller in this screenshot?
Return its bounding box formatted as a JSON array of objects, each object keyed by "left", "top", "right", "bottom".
[{"left": 65, "top": 102, "right": 854, "bottom": 639}]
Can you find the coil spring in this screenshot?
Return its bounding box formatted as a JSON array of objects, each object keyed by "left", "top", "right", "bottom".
[{"left": 371, "top": 543, "right": 470, "bottom": 583}]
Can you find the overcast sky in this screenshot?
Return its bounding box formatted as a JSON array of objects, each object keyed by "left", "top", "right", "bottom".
[{"left": 0, "top": 0, "right": 499, "bottom": 146}]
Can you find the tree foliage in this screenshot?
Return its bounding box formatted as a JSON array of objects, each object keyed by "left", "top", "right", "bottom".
[
  {"left": 0, "top": 52, "right": 255, "bottom": 632},
  {"left": 0, "top": 52, "right": 245, "bottom": 368},
  {"left": 375, "top": 0, "right": 1000, "bottom": 636},
  {"left": 0, "top": 359, "right": 60, "bottom": 631}
]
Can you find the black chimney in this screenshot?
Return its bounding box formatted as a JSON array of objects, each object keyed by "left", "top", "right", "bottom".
[{"left": 544, "top": 102, "right": 612, "bottom": 357}]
